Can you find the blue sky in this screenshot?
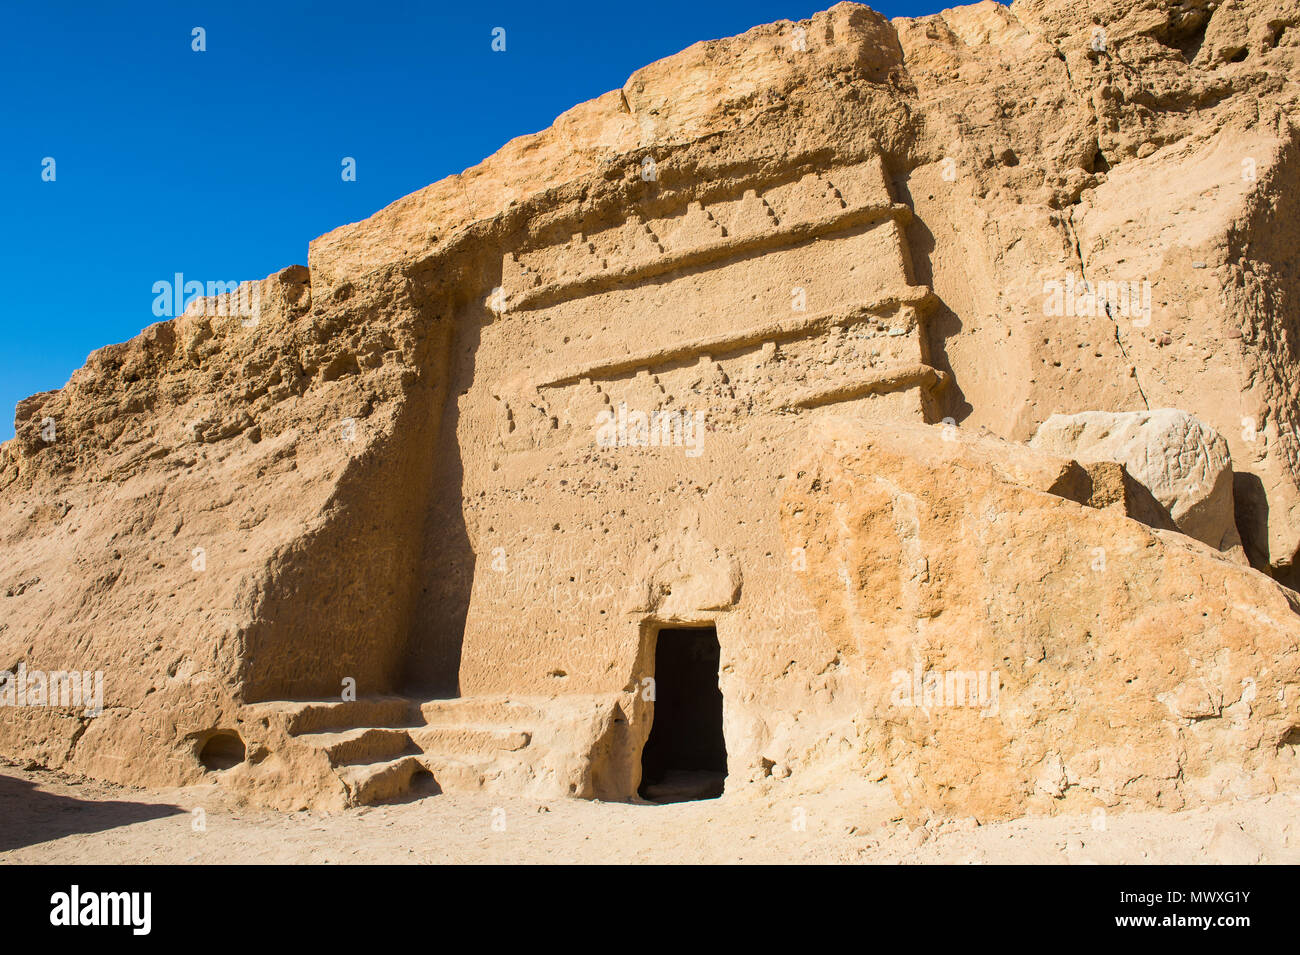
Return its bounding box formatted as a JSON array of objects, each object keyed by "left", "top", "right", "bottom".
[{"left": 0, "top": 0, "right": 953, "bottom": 441}]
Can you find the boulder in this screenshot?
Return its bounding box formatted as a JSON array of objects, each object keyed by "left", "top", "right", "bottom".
[{"left": 1031, "top": 410, "right": 1245, "bottom": 561}]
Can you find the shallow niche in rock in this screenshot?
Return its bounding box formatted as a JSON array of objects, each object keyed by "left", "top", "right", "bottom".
[
  {"left": 1279, "top": 725, "right": 1300, "bottom": 756},
  {"left": 321, "top": 352, "right": 361, "bottom": 381},
  {"left": 196, "top": 729, "right": 247, "bottom": 772},
  {"left": 409, "top": 769, "right": 439, "bottom": 797}
]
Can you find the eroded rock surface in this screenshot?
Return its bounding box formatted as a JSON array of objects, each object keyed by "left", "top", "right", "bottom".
[
  {"left": 1031, "top": 408, "right": 1244, "bottom": 557},
  {"left": 2, "top": 0, "right": 1299, "bottom": 817},
  {"left": 782, "top": 418, "right": 1300, "bottom": 823}
]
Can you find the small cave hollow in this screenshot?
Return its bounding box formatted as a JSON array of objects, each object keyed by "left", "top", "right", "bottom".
[{"left": 198, "top": 730, "right": 247, "bottom": 772}]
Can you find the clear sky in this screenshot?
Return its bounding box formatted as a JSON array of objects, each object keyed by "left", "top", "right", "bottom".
[{"left": 0, "top": 0, "right": 957, "bottom": 441}]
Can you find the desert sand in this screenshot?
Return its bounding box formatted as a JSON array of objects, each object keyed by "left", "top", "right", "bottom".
[{"left": 3, "top": 760, "right": 1296, "bottom": 864}]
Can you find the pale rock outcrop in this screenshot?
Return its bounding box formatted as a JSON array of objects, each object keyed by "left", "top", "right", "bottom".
[
  {"left": 623, "top": 513, "right": 743, "bottom": 619},
  {"left": 1031, "top": 409, "right": 1245, "bottom": 559},
  {"left": 781, "top": 417, "right": 1300, "bottom": 824}
]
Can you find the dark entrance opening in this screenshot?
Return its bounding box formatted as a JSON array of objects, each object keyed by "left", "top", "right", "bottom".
[
  {"left": 638, "top": 626, "right": 727, "bottom": 803},
  {"left": 197, "top": 730, "right": 246, "bottom": 772}
]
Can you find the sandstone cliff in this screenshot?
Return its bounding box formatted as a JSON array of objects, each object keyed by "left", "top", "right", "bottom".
[{"left": 2, "top": 0, "right": 1299, "bottom": 819}]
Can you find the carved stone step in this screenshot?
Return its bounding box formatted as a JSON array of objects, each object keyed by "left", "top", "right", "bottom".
[
  {"left": 246, "top": 695, "right": 421, "bottom": 735},
  {"left": 418, "top": 696, "right": 550, "bottom": 726},
  {"left": 294, "top": 726, "right": 419, "bottom": 766},
  {"left": 337, "top": 755, "right": 437, "bottom": 805},
  {"left": 409, "top": 723, "right": 532, "bottom": 759}
]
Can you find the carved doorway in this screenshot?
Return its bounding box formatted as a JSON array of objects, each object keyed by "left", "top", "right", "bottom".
[{"left": 638, "top": 626, "right": 727, "bottom": 803}]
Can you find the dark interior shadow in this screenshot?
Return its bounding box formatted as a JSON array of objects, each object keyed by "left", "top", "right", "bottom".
[
  {"left": 892, "top": 170, "right": 973, "bottom": 425},
  {"left": 1234, "top": 470, "right": 1300, "bottom": 591},
  {"left": 401, "top": 294, "right": 487, "bottom": 698},
  {"left": 1234, "top": 471, "right": 1272, "bottom": 574},
  {"left": 0, "top": 773, "right": 185, "bottom": 853}
]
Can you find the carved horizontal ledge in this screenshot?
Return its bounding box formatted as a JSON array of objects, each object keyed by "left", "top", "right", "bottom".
[
  {"left": 533, "top": 286, "right": 936, "bottom": 390},
  {"left": 785, "top": 363, "right": 947, "bottom": 409},
  {"left": 504, "top": 201, "right": 913, "bottom": 314}
]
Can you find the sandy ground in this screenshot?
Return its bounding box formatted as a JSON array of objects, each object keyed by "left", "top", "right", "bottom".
[{"left": 1, "top": 761, "right": 1297, "bottom": 864}]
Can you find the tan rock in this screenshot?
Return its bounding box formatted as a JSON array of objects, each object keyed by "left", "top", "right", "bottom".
[
  {"left": 780, "top": 417, "right": 1300, "bottom": 823},
  {"left": 2, "top": 0, "right": 1300, "bottom": 819},
  {"left": 1207, "top": 819, "right": 1265, "bottom": 865},
  {"left": 1031, "top": 409, "right": 1245, "bottom": 559}
]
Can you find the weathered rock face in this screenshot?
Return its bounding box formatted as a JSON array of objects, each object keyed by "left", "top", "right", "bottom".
[
  {"left": 1031, "top": 408, "right": 1244, "bottom": 558},
  {"left": 893, "top": 0, "right": 1300, "bottom": 580},
  {"left": 781, "top": 418, "right": 1300, "bottom": 823},
  {"left": 1, "top": 0, "right": 1299, "bottom": 816}
]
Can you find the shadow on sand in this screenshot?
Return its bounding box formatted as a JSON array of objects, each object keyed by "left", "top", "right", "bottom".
[{"left": 0, "top": 772, "right": 185, "bottom": 853}]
